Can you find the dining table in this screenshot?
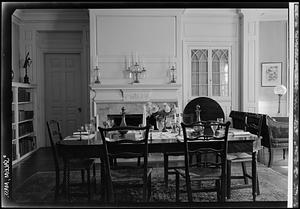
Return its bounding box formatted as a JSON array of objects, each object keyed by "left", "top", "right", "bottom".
[{"left": 57, "top": 127, "right": 261, "bottom": 201}]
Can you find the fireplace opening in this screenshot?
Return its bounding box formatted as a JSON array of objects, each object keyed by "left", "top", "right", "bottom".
[{"left": 107, "top": 114, "right": 143, "bottom": 127}]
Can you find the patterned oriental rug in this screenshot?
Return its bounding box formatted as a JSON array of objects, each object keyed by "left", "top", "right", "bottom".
[{"left": 12, "top": 163, "right": 287, "bottom": 204}]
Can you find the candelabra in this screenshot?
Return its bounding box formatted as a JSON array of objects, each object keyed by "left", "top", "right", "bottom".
[{"left": 126, "top": 62, "right": 146, "bottom": 84}]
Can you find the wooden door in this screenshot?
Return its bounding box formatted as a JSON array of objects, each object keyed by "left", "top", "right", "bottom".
[{"left": 45, "top": 53, "right": 84, "bottom": 141}]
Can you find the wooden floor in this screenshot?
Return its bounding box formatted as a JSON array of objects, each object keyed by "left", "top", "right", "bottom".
[{"left": 12, "top": 146, "right": 288, "bottom": 194}]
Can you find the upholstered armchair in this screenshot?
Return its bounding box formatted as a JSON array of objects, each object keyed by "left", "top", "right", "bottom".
[{"left": 265, "top": 116, "right": 289, "bottom": 167}]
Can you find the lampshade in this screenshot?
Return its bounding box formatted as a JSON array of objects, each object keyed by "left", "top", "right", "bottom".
[{"left": 274, "top": 85, "right": 287, "bottom": 95}]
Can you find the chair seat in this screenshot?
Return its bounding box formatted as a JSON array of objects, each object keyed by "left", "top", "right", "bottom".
[
  {"left": 68, "top": 158, "right": 95, "bottom": 170},
  {"left": 176, "top": 167, "right": 222, "bottom": 180},
  {"left": 164, "top": 151, "right": 184, "bottom": 156},
  {"left": 227, "top": 152, "right": 252, "bottom": 162},
  {"left": 111, "top": 166, "right": 152, "bottom": 182}
]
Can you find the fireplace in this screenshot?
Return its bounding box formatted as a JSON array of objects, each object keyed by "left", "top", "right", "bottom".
[
  {"left": 107, "top": 114, "right": 143, "bottom": 127},
  {"left": 90, "top": 84, "right": 181, "bottom": 128}
]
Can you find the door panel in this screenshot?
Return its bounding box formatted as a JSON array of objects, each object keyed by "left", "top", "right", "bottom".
[{"left": 45, "top": 53, "right": 83, "bottom": 140}]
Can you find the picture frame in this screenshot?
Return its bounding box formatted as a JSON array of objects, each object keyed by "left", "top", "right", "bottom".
[{"left": 261, "top": 62, "right": 282, "bottom": 87}]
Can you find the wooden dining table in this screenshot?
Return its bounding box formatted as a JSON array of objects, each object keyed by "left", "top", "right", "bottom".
[{"left": 57, "top": 128, "right": 261, "bottom": 201}]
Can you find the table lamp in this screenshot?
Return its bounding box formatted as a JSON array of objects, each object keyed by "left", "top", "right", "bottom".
[{"left": 273, "top": 85, "right": 287, "bottom": 114}]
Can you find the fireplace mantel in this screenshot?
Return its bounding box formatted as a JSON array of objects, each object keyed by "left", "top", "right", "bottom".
[
  {"left": 90, "top": 83, "right": 182, "bottom": 126},
  {"left": 90, "top": 83, "right": 182, "bottom": 103},
  {"left": 90, "top": 83, "right": 181, "bottom": 90}
]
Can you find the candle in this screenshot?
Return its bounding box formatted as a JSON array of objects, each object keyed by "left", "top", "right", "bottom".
[
  {"left": 93, "top": 101, "right": 97, "bottom": 117},
  {"left": 127, "top": 57, "right": 131, "bottom": 69},
  {"left": 95, "top": 55, "right": 99, "bottom": 67},
  {"left": 142, "top": 105, "right": 147, "bottom": 126},
  {"left": 174, "top": 106, "right": 177, "bottom": 122},
  {"left": 135, "top": 52, "right": 138, "bottom": 64},
  {"left": 96, "top": 114, "right": 99, "bottom": 129}
]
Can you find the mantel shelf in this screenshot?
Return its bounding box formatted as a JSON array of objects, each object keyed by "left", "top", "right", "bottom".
[
  {"left": 12, "top": 82, "right": 37, "bottom": 88},
  {"left": 90, "top": 83, "right": 182, "bottom": 90}
]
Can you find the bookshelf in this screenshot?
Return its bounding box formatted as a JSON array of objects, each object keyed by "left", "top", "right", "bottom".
[{"left": 12, "top": 82, "right": 37, "bottom": 165}]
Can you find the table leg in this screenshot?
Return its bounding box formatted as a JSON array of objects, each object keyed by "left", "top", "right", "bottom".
[
  {"left": 100, "top": 162, "right": 106, "bottom": 201},
  {"left": 252, "top": 152, "right": 257, "bottom": 202}
]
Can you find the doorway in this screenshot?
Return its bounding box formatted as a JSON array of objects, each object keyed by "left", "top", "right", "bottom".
[{"left": 45, "top": 53, "right": 86, "bottom": 141}]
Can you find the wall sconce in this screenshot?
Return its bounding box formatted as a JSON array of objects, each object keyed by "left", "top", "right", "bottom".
[
  {"left": 125, "top": 53, "right": 146, "bottom": 84},
  {"left": 23, "top": 52, "right": 32, "bottom": 84},
  {"left": 93, "top": 56, "right": 101, "bottom": 84},
  {"left": 94, "top": 66, "right": 101, "bottom": 84},
  {"left": 274, "top": 84, "right": 287, "bottom": 114},
  {"left": 169, "top": 65, "right": 177, "bottom": 83}
]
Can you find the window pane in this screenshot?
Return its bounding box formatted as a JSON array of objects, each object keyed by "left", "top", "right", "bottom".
[
  {"left": 212, "top": 72, "right": 220, "bottom": 84},
  {"left": 191, "top": 49, "right": 208, "bottom": 97},
  {"left": 192, "top": 85, "right": 199, "bottom": 96},
  {"left": 199, "top": 72, "right": 208, "bottom": 84},
  {"left": 199, "top": 85, "right": 208, "bottom": 96},
  {"left": 212, "top": 85, "right": 220, "bottom": 96}
]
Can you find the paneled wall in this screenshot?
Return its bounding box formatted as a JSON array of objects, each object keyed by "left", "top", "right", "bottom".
[
  {"left": 240, "top": 9, "right": 288, "bottom": 114},
  {"left": 258, "top": 21, "right": 288, "bottom": 116},
  {"left": 181, "top": 9, "right": 240, "bottom": 118},
  {"left": 89, "top": 9, "right": 182, "bottom": 86},
  {"left": 89, "top": 9, "right": 184, "bottom": 120}
]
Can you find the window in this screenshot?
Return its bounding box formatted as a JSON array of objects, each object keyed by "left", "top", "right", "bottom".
[{"left": 190, "top": 48, "right": 230, "bottom": 98}]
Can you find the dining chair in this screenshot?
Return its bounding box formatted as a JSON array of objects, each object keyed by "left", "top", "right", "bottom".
[
  {"left": 98, "top": 125, "right": 152, "bottom": 203},
  {"left": 47, "top": 120, "right": 96, "bottom": 201},
  {"left": 226, "top": 113, "right": 263, "bottom": 201},
  {"left": 164, "top": 97, "right": 225, "bottom": 188},
  {"left": 175, "top": 121, "right": 230, "bottom": 202}
]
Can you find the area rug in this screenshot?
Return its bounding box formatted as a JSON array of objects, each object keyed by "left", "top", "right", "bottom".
[{"left": 12, "top": 163, "right": 287, "bottom": 204}]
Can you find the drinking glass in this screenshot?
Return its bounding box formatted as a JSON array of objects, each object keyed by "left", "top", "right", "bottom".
[
  {"left": 85, "top": 123, "right": 92, "bottom": 134},
  {"left": 217, "top": 118, "right": 224, "bottom": 123},
  {"left": 156, "top": 119, "right": 165, "bottom": 132}
]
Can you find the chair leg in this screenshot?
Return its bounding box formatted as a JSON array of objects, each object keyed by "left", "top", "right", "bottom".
[
  {"left": 256, "top": 175, "right": 260, "bottom": 195},
  {"left": 186, "top": 177, "right": 192, "bottom": 202},
  {"left": 93, "top": 164, "right": 96, "bottom": 193},
  {"left": 216, "top": 180, "right": 220, "bottom": 202},
  {"left": 268, "top": 148, "right": 274, "bottom": 167},
  {"left": 241, "top": 162, "right": 249, "bottom": 184},
  {"left": 164, "top": 153, "right": 169, "bottom": 188},
  {"left": 227, "top": 160, "right": 231, "bottom": 199},
  {"left": 175, "top": 172, "right": 179, "bottom": 202},
  {"left": 87, "top": 168, "right": 91, "bottom": 201},
  {"left": 55, "top": 170, "right": 60, "bottom": 200},
  {"left": 143, "top": 178, "right": 147, "bottom": 202},
  {"left": 66, "top": 167, "right": 70, "bottom": 202},
  {"left": 81, "top": 169, "right": 85, "bottom": 184},
  {"left": 147, "top": 174, "right": 152, "bottom": 201}
]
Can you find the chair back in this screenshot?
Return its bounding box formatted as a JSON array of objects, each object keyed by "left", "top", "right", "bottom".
[
  {"left": 229, "top": 110, "right": 247, "bottom": 130},
  {"left": 46, "top": 120, "right": 63, "bottom": 172},
  {"left": 245, "top": 113, "right": 263, "bottom": 138},
  {"left": 183, "top": 97, "right": 225, "bottom": 124},
  {"left": 98, "top": 125, "right": 150, "bottom": 201},
  {"left": 181, "top": 121, "right": 231, "bottom": 180}
]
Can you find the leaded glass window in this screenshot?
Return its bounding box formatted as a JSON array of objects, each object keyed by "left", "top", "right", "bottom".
[{"left": 191, "top": 48, "right": 230, "bottom": 97}]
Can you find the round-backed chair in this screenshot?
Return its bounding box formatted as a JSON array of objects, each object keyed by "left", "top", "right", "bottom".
[{"left": 164, "top": 97, "right": 225, "bottom": 188}]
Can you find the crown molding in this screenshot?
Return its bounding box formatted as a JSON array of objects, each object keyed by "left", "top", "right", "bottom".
[
  {"left": 239, "top": 9, "right": 288, "bottom": 21},
  {"left": 14, "top": 9, "right": 89, "bottom": 23}
]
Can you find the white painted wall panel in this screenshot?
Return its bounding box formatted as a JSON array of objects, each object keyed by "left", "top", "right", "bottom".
[
  {"left": 96, "top": 16, "right": 176, "bottom": 57},
  {"left": 184, "top": 23, "right": 237, "bottom": 38}
]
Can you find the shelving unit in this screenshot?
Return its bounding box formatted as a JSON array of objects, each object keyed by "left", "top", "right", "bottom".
[{"left": 12, "top": 82, "right": 37, "bottom": 165}]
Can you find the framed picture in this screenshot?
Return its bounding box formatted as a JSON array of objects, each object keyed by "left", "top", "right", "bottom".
[{"left": 261, "top": 62, "right": 282, "bottom": 87}]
